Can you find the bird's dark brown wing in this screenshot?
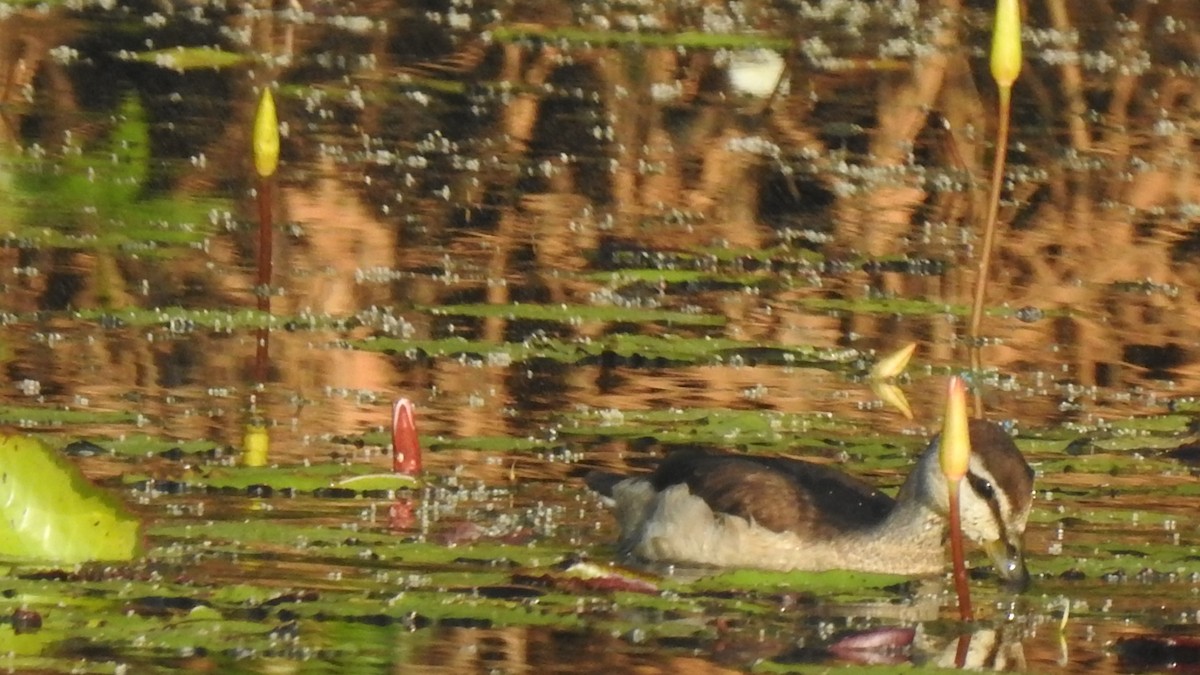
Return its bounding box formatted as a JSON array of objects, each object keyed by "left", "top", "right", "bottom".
[
  {"left": 651, "top": 449, "right": 896, "bottom": 537},
  {"left": 584, "top": 470, "right": 625, "bottom": 498}
]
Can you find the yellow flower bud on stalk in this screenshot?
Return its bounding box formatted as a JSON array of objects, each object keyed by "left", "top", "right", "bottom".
[
  {"left": 253, "top": 88, "right": 279, "bottom": 178},
  {"left": 941, "top": 376, "right": 973, "bottom": 622},
  {"left": 940, "top": 376, "right": 971, "bottom": 483},
  {"left": 990, "top": 0, "right": 1023, "bottom": 90},
  {"left": 968, "top": 0, "right": 1024, "bottom": 400}
]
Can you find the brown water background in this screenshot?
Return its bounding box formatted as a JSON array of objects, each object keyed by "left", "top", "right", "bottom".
[{"left": 2, "top": 1, "right": 1200, "bottom": 672}]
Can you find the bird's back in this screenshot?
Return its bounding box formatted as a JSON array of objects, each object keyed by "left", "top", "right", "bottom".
[{"left": 589, "top": 448, "right": 897, "bottom": 540}]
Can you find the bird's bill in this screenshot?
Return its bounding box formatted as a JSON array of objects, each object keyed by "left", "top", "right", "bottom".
[{"left": 984, "top": 537, "right": 1030, "bottom": 592}]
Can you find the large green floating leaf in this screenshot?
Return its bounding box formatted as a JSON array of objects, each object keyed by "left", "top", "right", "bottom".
[{"left": 0, "top": 436, "right": 142, "bottom": 564}]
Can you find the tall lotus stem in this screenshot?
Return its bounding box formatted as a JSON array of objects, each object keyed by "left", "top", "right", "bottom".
[
  {"left": 253, "top": 87, "right": 279, "bottom": 313},
  {"left": 252, "top": 88, "right": 279, "bottom": 383},
  {"left": 968, "top": 0, "right": 1022, "bottom": 416},
  {"left": 941, "top": 376, "right": 973, "bottom": 621}
]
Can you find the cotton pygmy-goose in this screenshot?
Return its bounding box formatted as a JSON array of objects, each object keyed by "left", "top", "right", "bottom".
[{"left": 586, "top": 389, "right": 1034, "bottom": 589}]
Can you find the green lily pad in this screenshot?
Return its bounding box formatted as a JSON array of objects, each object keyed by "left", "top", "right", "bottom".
[
  {"left": 0, "top": 435, "right": 142, "bottom": 564},
  {"left": 559, "top": 406, "right": 865, "bottom": 447},
  {"left": 74, "top": 306, "right": 276, "bottom": 329},
  {"left": 124, "top": 461, "right": 401, "bottom": 493},
  {"left": 0, "top": 406, "right": 136, "bottom": 427},
  {"left": 490, "top": 25, "right": 791, "bottom": 50},
  {"left": 687, "top": 568, "right": 909, "bottom": 597},
  {"left": 127, "top": 47, "right": 248, "bottom": 71},
  {"left": 429, "top": 302, "right": 725, "bottom": 326},
  {"left": 586, "top": 268, "right": 772, "bottom": 287},
  {"left": 334, "top": 473, "right": 423, "bottom": 490},
  {"left": 1104, "top": 415, "right": 1192, "bottom": 434},
  {"left": 356, "top": 333, "right": 856, "bottom": 366}
]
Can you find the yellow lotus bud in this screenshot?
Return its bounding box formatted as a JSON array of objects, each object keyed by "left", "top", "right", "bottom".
[
  {"left": 242, "top": 423, "right": 269, "bottom": 467},
  {"left": 991, "top": 0, "right": 1023, "bottom": 89},
  {"left": 939, "top": 376, "right": 971, "bottom": 482},
  {"left": 253, "top": 88, "right": 279, "bottom": 178},
  {"left": 870, "top": 342, "right": 917, "bottom": 380}
]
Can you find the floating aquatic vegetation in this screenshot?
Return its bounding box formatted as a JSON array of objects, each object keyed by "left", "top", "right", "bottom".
[
  {"left": 3, "top": 95, "right": 226, "bottom": 253},
  {"left": 359, "top": 333, "right": 856, "bottom": 367},
  {"left": 686, "top": 568, "right": 908, "bottom": 599},
  {"left": 72, "top": 435, "right": 219, "bottom": 458},
  {"left": 0, "top": 405, "right": 136, "bottom": 428},
  {"left": 430, "top": 302, "right": 725, "bottom": 326},
  {"left": 490, "top": 25, "right": 790, "bottom": 50},
  {"left": 586, "top": 267, "right": 775, "bottom": 289},
  {"left": 74, "top": 306, "right": 275, "bottom": 329},
  {"left": 123, "top": 46, "right": 247, "bottom": 71},
  {"left": 124, "top": 461, "right": 411, "bottom": 494},
  {"left": 0, "top": 0, "right": 1196, "bottom": 671},
  {"left": 558, "top": 407, "right": 918, "bottom": 468},
  {"left": 0, "top": 436, "right": 141, "bottom": 564}
]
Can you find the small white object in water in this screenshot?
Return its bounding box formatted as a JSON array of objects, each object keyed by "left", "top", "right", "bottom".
[{"left": 727, "top": 49, "right": 788, "bottom": 98}]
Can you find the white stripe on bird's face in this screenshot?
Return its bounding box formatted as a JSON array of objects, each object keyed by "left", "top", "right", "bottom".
[{"left": 958, "top": 454, "right": 1031, "bottom": 546}]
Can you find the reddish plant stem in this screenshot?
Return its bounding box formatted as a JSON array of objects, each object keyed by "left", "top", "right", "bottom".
[
  {"left": 256, "top": 178, "right": 273, "bottom": 313},
  {"left": 253, "top": 178, "right": 273, "bottom": 383},
  {"left": 254, "top": 327, "right": 270, "bottom": 383},
  {"left": 968, "top": 88, "right": 1013, "bottom": 418},
  {"left": 954, "top": 633, "right": 971, "bottom": 668},
  {"left": 948, "top": 484, "right": 973, "bottom": 622}
]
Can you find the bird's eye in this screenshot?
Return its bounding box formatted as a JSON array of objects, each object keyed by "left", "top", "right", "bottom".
[{"left": 967, "top": 474, "right": 995, "bottom": 500}]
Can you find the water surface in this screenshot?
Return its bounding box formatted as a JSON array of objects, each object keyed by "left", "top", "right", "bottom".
[{"left": 1, "top": 1, "right": 1199, "bottom": 672}]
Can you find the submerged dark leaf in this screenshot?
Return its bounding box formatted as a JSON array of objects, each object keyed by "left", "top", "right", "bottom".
[
  {"left": 1164, "top": 442, "right": 1200, "bottom": 465},
  {"left": 1115, "top": 634, "right": 1200, "bottom": 671},
  {"left": 62, "top": 440, "right": 106, "bottom": 457}
]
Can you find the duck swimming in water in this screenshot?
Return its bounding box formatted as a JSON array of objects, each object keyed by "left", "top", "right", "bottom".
[{"left": 586, "top": 386, "right": 1034, "bottom": 589}]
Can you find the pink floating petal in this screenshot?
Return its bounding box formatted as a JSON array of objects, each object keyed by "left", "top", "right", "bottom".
[
  {"left": 828, "top": 631, "right": 913, "bottom": 666},
  {"left": 392, "top": 398, "right": 422, "bottom": 475},
  {"left": 829, "top": 626, "right": 915, "bottom": 655},
  {"left": 434, "top": 521, "right": 483, "bottom": 546}
]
